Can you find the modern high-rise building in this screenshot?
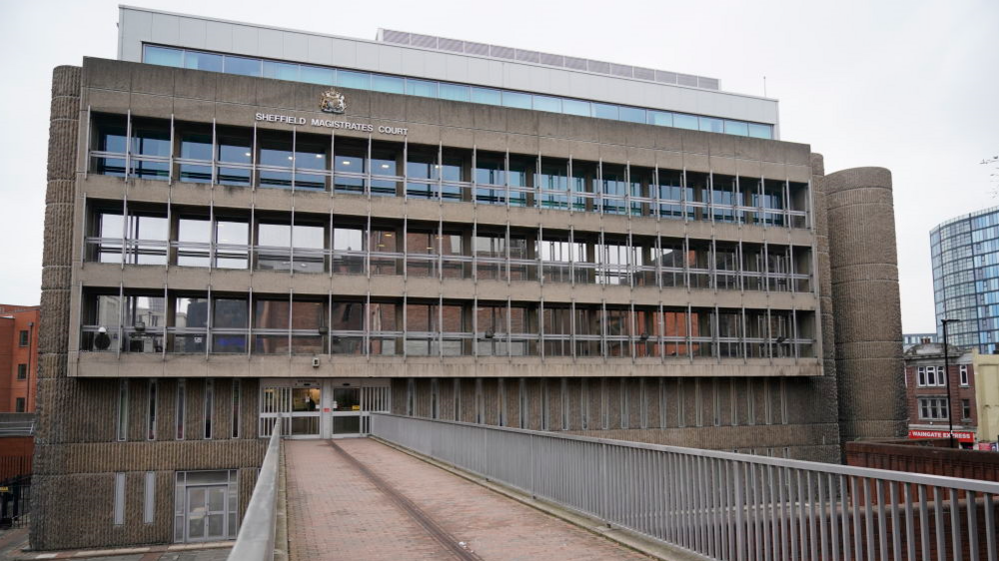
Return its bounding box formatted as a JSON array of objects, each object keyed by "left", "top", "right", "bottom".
[
  {"left": 34, "top": 6, "right": 907, "bottom": 549},
  {"left": 931, "top": 206, "right": 999, "bottom": 353}
]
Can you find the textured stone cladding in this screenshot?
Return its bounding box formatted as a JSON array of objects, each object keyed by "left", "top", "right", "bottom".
[
  {"left": 822, "top": 167, "right": 907, "bottom": 442},
  {"left": 30, "top": 66, "right": 266, "bottom": 551},
  {"left": 391, "top": 376, "right": 841, "bottom": 462}
]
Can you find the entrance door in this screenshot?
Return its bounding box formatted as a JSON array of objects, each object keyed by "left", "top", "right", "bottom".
[
  {"left": 185, "top": 485, "right": 227, "bottom": 542},
  {"left": 332, "top": 387, "right": 361, "bottom": 436}
]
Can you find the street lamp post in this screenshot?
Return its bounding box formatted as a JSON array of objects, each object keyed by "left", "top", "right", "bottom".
[{"left": 941, "top": 318, "right": 962, "bottom": 448}]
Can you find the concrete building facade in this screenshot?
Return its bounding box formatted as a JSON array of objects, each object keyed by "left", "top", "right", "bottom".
[
  {"left": 0, "top": 304, "right": 40, "bottom": 413},
  {"left": 32, "top": 7, "right": 906, "bottom": 549}
]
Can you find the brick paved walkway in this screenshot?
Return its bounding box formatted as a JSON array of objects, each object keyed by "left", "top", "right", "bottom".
[{"left": 285, "top": 438, "right": 650, "bottom": 561}]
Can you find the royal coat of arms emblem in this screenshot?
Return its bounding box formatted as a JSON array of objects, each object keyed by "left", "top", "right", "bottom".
[{"left": 320, "top": 89, "right": 346, "bottom": 114}]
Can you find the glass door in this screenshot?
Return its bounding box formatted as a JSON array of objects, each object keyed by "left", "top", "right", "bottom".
[
  {"left": 185, "top": 485, "right": 227, "bottom": 542},
  {"left": 332, "top": 387, "right": 361, "bottom": 436}
]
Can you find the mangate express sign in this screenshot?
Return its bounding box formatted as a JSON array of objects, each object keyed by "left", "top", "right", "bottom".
[{"left": 908, "top": 429, "right": 975, "bottom": 443}]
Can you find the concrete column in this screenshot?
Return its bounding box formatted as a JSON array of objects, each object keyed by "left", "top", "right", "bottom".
[{"left": 822, "top": 165, "right": 906, "bottom": 443}]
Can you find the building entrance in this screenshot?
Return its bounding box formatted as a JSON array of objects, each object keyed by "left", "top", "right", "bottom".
[
  {"left": 259, "top": 378, "right": 390, "bottom": 439},
  {"left": 185, "top": 485, "right": 227, "bottom": 542},
  {"left": 332, "top": 387, "right": 361, "bottom": 436}
]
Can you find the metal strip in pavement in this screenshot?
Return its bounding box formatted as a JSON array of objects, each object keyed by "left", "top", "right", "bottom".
[{"left": 327, "top": 440, "right": 484, "bottom": 561}]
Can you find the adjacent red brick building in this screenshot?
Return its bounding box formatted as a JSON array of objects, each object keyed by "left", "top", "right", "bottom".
[
  {"left": 0, "top": 304, "right": 40, "bottom": 412},
  {"left": 903, "top": 342, "right": 977, "bottom": 448}
]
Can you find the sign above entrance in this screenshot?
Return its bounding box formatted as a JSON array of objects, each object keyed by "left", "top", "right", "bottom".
[
  {"left": 908, "top": 429, "right": 975, "bottom": 443},
  {"left": 254, "top": 113, "right": 408, "bottom": 136}
]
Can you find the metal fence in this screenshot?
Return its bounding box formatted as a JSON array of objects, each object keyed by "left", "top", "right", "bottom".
[
  {"left": 370, "top": 413, "right": 999, "bottom": 561},
  {"left": 0, "top": 475, "right": 30, "bottom": 529},
  {"left": 227, "top": 416, "right": 282, "bottom": 561}
]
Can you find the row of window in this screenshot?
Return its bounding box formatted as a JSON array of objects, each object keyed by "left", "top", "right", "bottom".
[
  {"left": 83, "top": 293, "right": 814, "bottom": 360},
  {"left": 914, "top": 364, "right": 969, "bottom": 387},
  {"left": 916, "top": 397, "right": 972, "bottom": 421},
  {"left": 89, "top": 115, "right": 808, "bottom": 226},
  {"left": 87, "top": 207, "right": 812, "bottom": 291},
  {"left": 407, "top": 377, "right": 790, "bottom": 431},
  {"left": 116, "top": 378, "right": 241, "bottom": 442},
  {"left": 143, "top": 45, "right": 775, "bottom": 140}
]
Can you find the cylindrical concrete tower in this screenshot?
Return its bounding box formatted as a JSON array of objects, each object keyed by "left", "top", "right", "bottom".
[{"left": 822, "top": 167, "right": 907, "bottom": 443}]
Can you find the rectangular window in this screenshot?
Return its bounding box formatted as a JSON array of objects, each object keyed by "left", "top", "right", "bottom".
[
  {"left": 962, "top": 399, "right": 971, "bottom": 420},
  {"left": 917, "top": 366, "right": 926, "bottom": 387},
  {"left": 18, "top": 330, "right": 28, "bottom": 346},
  {"left": 960, "top": 365, "right": 969, "bottom": 386},
  {"left": 204, "top": 379, "right": 214, "bottom": 439},
  {"left": 176, "top": 379, "right": 186, "bottom": 440},
  {"left": 15, "top": 398, "right": 25, "bottom": 413},
  {"left": 231, "top": 380, "right": 241, "bottom": 439},
  {"left": 519, "top": 379, "right": 527, "bottom": 429},
  {"left": 117, "top": 380, "right": 128, "bottom": 441},
  {"left": 114, "top": 472, "right": 126, "bottom": 525},
  {"left": 17, "top": 363, "right": 27, "bottom": 380},
  {"left": 143, "top": 471, "right": 155, "bottom": 524},
  {"left": 147, "top": 380, "right": 157, "bottom": 440},
  {"left": 430, "top": 378, "right": 439, "bottom": 420},
  {"left": 936, "top": 366, "right": 947, "bottom": 386},
  {"left": 918, "top": 397, "right": 950, "bottom": 420}
]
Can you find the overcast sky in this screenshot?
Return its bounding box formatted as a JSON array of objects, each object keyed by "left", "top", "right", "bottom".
[{"left": 1, "top": 0, "right": 997, "bottom": 332}]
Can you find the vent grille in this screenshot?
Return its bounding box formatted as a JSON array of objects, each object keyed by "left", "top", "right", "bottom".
[{"left": 377, "top": 29, "right": 720, "bottom": 90}]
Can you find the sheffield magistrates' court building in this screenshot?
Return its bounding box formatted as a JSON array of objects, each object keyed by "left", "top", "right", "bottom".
[{"left": 34, "top": 6, "right": 906, "bottom": 549}]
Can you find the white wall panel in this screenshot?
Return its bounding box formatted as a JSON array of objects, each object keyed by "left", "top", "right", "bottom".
[
  {"left": 444, "top": 54, "right": 468, "bottom": 82},
  {"left": 283, "top": 31, "right": 308, "bottom": 62},
  {"left": 378, "top": 45, "right": 405, "bottom": 75},
  {"left": 355, "top": 42, "right": 380, "bottom": 72},
  {"left": 177, "top": 17, "right": 207, "bottom": 50},
  {"left": 307, "top": 35, "right": 333, "bottom": 65},
  {"left": 257, "top": 28, "right": 283, "bottom": 59},
  {"left": 231, "top": 24, "right": 259, "bottom": 56},
  {"left": 422, "top": 52, "right": 448, "bottom": 81},
  {"left": 203, "top": 21, "right": 233, "bottom": 54},
  {"left": 503, "top": 64, "right": 532, "bottom": 91},
  {"left": 150, "top": 14, "right": 180, "bottom": 46},
  {"left": 329, "top": 38, "right": 357, "bottom": 67},
  {"left": 400, "top": 49, "right": 425, "bottom": 77}
]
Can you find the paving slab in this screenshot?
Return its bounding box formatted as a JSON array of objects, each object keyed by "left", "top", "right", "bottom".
[{"left": 285, "top": 438, "right": 651, "bottom": 560}]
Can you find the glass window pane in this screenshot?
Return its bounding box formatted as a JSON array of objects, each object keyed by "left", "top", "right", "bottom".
[
  {"left": 293, "top": 225, "right": 325, "bottom": 249},
  {"left": 300, "top": 65, "right": 335, "bottom": 86},
  {"left": 674, "top": 113, "right": 699, "bottom": 130},
  {"left": 699, "top": 117, "right": 724, "bottom": 133},
  {"left": 502, "top": 91, "right": 532, "bottom": 109},
  {"left": 371, "top": 74, "right": 404, "bottom": 94},
  {"left": 262, "top": 61, "right": 299, "bottom": 81},
  {"left": 619, "top": 106, "right": 646, "bottom": 124},
  {"left": 184, "top": 51, "right": 223, "bottom": 72},
  {"left": 533, "top": 96, "right": 561, "bottom": 113},
  {"left": 144, "top": 45, "right": 183, "bottom": 67},
  {"left": 406, "top": 79, "right": 438, "bottom": 98},
  {"left": 562, "top": 99, "right": 590, "bottom": 117},
  {"left": 439, "top": 83, "right": 470, "bottom": 102},
  {"left": 748, "top": 123, "right": 772, "bottom": 139},
  {"left": 649, "top": 111, "right": 673, "bottom": 127},
  {"left": 224, "top": 56, "right": 261, "bottom": 77},
  {"left": 470, "top": 87, "right": 502, "bottom": 106},
  {"left": 593, "top": 103, "right": 618, "bottom": 120},
  {"left": 214, "top": 299, "right": 248, "bottom": 329},
  {"left": 724, "top": 120, "right": 749, "bottom": 136},
  {"left": 338, "top": 70, "right": 370, "bottom": 90}
]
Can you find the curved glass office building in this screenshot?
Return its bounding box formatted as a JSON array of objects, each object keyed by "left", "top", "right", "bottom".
[{"left": 931, "top": 206, "right": 999, "bottom": 352}]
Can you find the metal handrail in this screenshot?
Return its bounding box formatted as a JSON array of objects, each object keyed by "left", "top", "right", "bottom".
[
  {"left": 227, "top": 416, "right": 282, "bottom": 561},
  {"left": 0, "top": 422, "right": 35, "bottom": 437},
  {"left": 371, "top": 413, "right": 999, "bottom": 561}
]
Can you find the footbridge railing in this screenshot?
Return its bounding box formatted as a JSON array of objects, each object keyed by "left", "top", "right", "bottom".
[
  {"left": 370, "top": 413, "right": 999, "bottom": 561},
  {"left": 228, "top": 415, "right": 282, "bottom": 561}
]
